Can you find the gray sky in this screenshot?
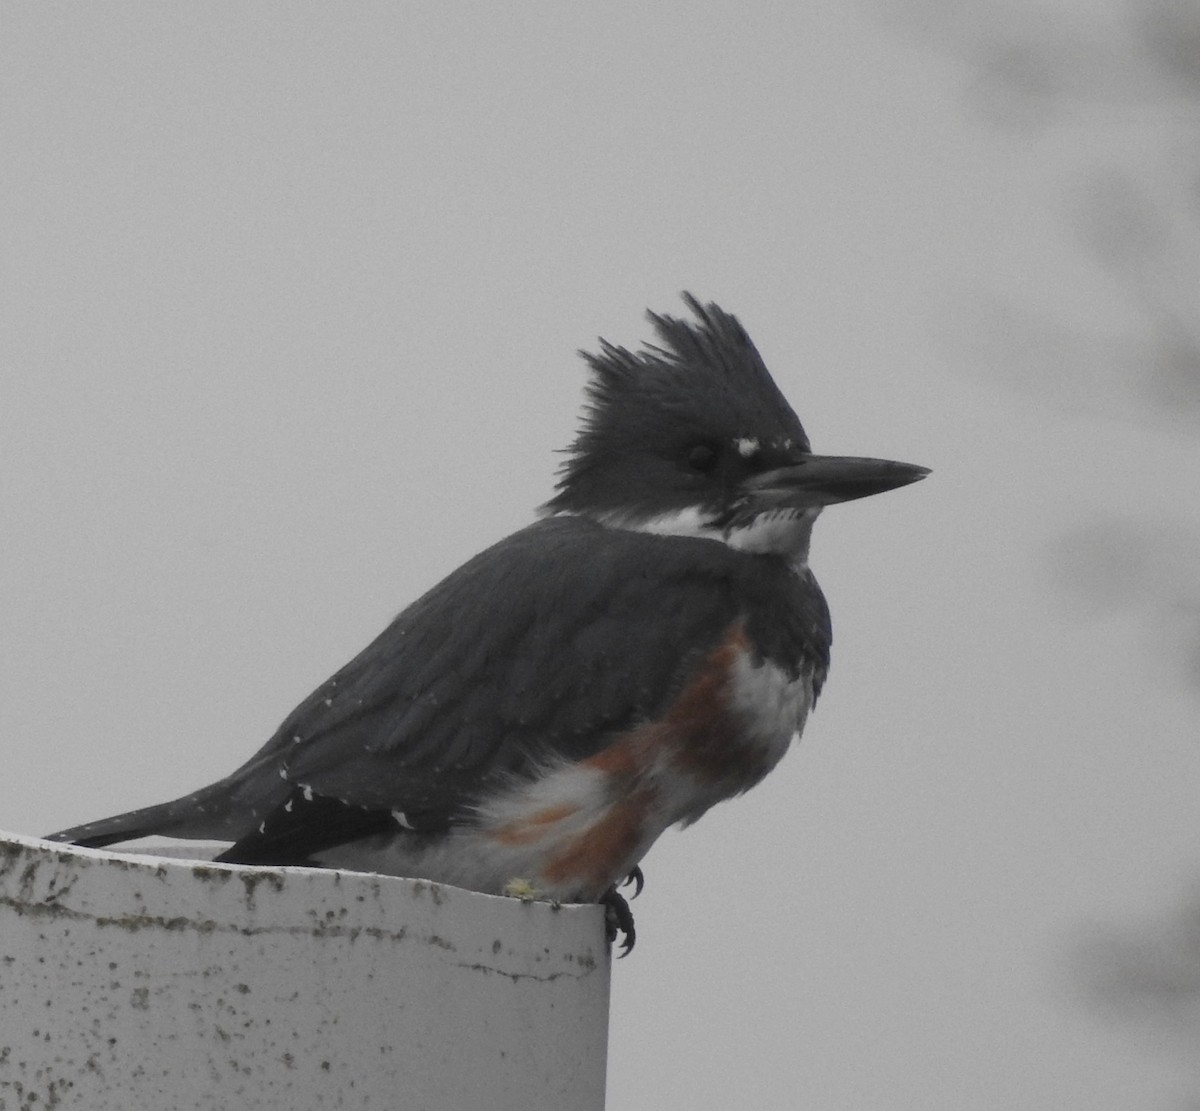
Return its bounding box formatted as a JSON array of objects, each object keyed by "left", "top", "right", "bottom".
[{"left": 4, "top": 3, "right": 1199, "bottom": 1107}]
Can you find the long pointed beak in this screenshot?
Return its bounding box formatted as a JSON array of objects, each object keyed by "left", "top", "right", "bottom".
[{"left": 739, "top": 454, "right": 930, "bottom": 513}]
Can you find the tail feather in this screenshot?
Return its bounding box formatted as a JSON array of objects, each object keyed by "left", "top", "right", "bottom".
[
  {"left": 45, "top": 781, "right": 258, "bottom": 849},
  {"left": 45, "top": 806, "right": 170, "bottom": 849}
]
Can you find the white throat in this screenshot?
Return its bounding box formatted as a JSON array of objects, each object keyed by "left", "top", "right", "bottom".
[{"left": 590, "top": 505, "right": 819, "bottom": 565}]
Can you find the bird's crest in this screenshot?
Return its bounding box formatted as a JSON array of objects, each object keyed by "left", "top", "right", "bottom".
[{"left": 544, "top": 293, "right": 809, "bottom": 520}]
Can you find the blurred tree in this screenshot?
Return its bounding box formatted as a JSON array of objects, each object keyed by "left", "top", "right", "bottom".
[{"left": 881, "top": 0, "right": 1200, "bottom": 1101}]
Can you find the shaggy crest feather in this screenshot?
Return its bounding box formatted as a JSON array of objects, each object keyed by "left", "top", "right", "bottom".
[{"left": 544, "top": 293, "right": 810, "bottom": 523}]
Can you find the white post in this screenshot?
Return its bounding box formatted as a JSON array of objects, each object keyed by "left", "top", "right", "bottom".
[{"left": 0, "top": 832, "right": 610, "bottom": 1110}]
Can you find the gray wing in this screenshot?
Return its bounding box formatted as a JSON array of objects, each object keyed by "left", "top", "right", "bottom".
[{"left": 49, "top": 516, "right": 765, "bottom": 857}]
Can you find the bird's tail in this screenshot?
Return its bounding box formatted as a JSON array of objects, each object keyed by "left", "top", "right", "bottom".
[
  {"left": 46, "top": 802, "right": 184, "bottom": 848},
  {"left": 44, "top": 781, "right": 252, "bottom": 849}
]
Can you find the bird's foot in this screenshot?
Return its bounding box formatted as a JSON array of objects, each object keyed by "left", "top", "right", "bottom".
[
  {"left": 622, "top": 865, "right": 644, "bottom": 898},
  {"left": 601, "top": 885, "right": 637, "bottom": 957}
]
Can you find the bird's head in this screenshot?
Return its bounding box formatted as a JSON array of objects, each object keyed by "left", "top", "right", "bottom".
[{"left": 543, "top": 293, "right": 928, "bottom": 562}]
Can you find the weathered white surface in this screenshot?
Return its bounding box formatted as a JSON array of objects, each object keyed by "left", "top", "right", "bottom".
[{"left": 0, "top": 832, "right": 610, "bottom": 1110}]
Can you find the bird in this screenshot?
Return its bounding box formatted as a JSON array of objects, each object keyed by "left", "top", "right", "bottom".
[{"left": 46, "top": 294, "right": 928, "bottom": 953}]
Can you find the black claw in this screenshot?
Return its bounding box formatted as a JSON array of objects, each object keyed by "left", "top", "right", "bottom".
[
  {"left": 601, "top": 885, "right": 637, "bottom": 956},
  {"left": 622, "top": 865, "right": 645, "bottom": 899}
]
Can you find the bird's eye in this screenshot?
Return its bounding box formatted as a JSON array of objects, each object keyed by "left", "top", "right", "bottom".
[{"left": 685, "top": 443, "right": 719, "bottom": 473}]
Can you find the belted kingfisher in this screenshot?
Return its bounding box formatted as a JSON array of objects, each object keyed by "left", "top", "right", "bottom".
[{"left": 47, "top": 294, "right": 928, "bottom": 952}]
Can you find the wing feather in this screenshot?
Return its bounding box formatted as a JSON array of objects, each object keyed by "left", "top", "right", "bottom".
[
  {"left": 56, "top": 514, "right": 830, "bottom": 862},
  {"left": 277, "top": 518, "right": 743, "bottom": 808},
  {"left": 51, "top": 513, "right": 831, "bottom": 863}
]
